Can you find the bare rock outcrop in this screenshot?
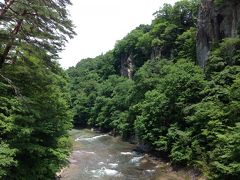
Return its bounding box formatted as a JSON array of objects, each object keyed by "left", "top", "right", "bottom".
[
  {"left": 120, "top": 54, "right": 135, "bottom": 79},
  {"left": 197, "top": 0, "right": 240, "bottom": 68}
]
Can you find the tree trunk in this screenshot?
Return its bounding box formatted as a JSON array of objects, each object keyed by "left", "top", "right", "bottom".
[{"left": 0, "top": 18, "right": 23, "bottom": 68}]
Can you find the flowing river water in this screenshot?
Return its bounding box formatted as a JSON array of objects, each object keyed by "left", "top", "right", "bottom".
[{"left": 60, "top": 129, "right": 202, "bottom": 180}]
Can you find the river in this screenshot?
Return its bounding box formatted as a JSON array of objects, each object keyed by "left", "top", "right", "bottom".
[{"left": 60, "top": 129, "right": 202, "bottom": 180}]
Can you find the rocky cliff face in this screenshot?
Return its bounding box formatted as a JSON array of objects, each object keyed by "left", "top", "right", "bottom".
[
  {"left": 120, "top": 54, "right": 134, "bottom": 79},
  {"left": 197, "top": 0, "right": 240, "bottom": 68}
]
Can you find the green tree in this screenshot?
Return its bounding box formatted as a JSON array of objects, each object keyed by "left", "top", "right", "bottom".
[
  {"left": 185, "top": 38, "right": 240, "bottom": 178},
  {"left": 90, "top": 75, "right": 134, "bottom": 137},
  {"left": 175, "top": 27, "right": 197, "bottom": 61},
  {"left": 0, "top": 0, "right": 75, "bottom": 68},
  {"left": 67, "top": 52, "right": 116, "bottom": 127},
  {"left": 133, "top": 59, "right": 205, "bottom": 163},
  {"left": 0, "top": 54, "right": 72, "bottom": 179}
]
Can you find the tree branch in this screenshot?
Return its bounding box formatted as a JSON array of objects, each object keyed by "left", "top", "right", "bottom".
[
  {"left": 0, "top": 0, "right": 15, "bottom": 18},
  {"left": 0, "top": 10, "right": 26, "bottom": 68},
  {"left": 0, "top": 73, "right": 22, "bottom": 96}
]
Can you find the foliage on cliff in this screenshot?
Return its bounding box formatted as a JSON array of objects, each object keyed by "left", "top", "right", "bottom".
[{"left": 68, "top": 0, "right": 240, "bottom": 179}]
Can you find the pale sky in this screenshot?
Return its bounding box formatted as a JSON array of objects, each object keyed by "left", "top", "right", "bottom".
[{"left": 59, "top": 0, "right": 178, "bottom": 69}]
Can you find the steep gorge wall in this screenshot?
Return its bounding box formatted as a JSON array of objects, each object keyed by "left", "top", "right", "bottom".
[
  {"left": 120, "top": 0, "right": 240, "bottom": 76},
  {"left": 197, "top": 0, "right": 240, "bottom": 68}
]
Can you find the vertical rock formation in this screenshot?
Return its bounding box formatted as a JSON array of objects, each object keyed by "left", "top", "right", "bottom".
[
  {"left": 120, "top": 54, "right": 135, "bottom": 79},
  {"left": 151, "top": 47, "right": 162, "bottom": 59},
  {"left": 197, "top": 0, "right": 240, "bottom": 68}
]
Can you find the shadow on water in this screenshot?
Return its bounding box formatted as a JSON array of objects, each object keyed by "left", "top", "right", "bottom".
[{"left": 60, "top": 129, "right": 204, "bottom": 180}]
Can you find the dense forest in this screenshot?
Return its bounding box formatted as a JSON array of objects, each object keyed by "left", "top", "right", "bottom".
[
  {"left": 68, "top": 0, "right": 240, "bottom": 179},
  {"left": 0, "top": 0, "right": 75, "bottom": 179},
  {"left": 0, "top": 0, "right": 240, "bottom": 179}
]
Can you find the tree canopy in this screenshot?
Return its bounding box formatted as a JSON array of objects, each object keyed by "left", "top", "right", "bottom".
[
  {"left": 0, "top": 0, "right": 75, "bottom": 68},
  {"left": 0, "top": 0, "right": 75, "bottom": 178}
]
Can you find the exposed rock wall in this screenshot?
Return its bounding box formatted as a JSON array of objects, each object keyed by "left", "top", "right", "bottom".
[
  {"left": 197, "top": 0, "right": 240, "bottom": 68},
  {"left": 120, "top": 54, "right": 134, "bottom": 79},
  {"left": 151, "top": 47, "right": 162, "bottom": 59}
]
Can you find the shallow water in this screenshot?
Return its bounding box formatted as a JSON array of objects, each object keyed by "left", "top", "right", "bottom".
[{"left": 60, "top": 129, "right": 199, "bottom": 180}]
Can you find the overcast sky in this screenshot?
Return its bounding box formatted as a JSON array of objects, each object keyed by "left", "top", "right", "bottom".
[{"left": 59, "top": 0, "right": 178, "bottom": 69}]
